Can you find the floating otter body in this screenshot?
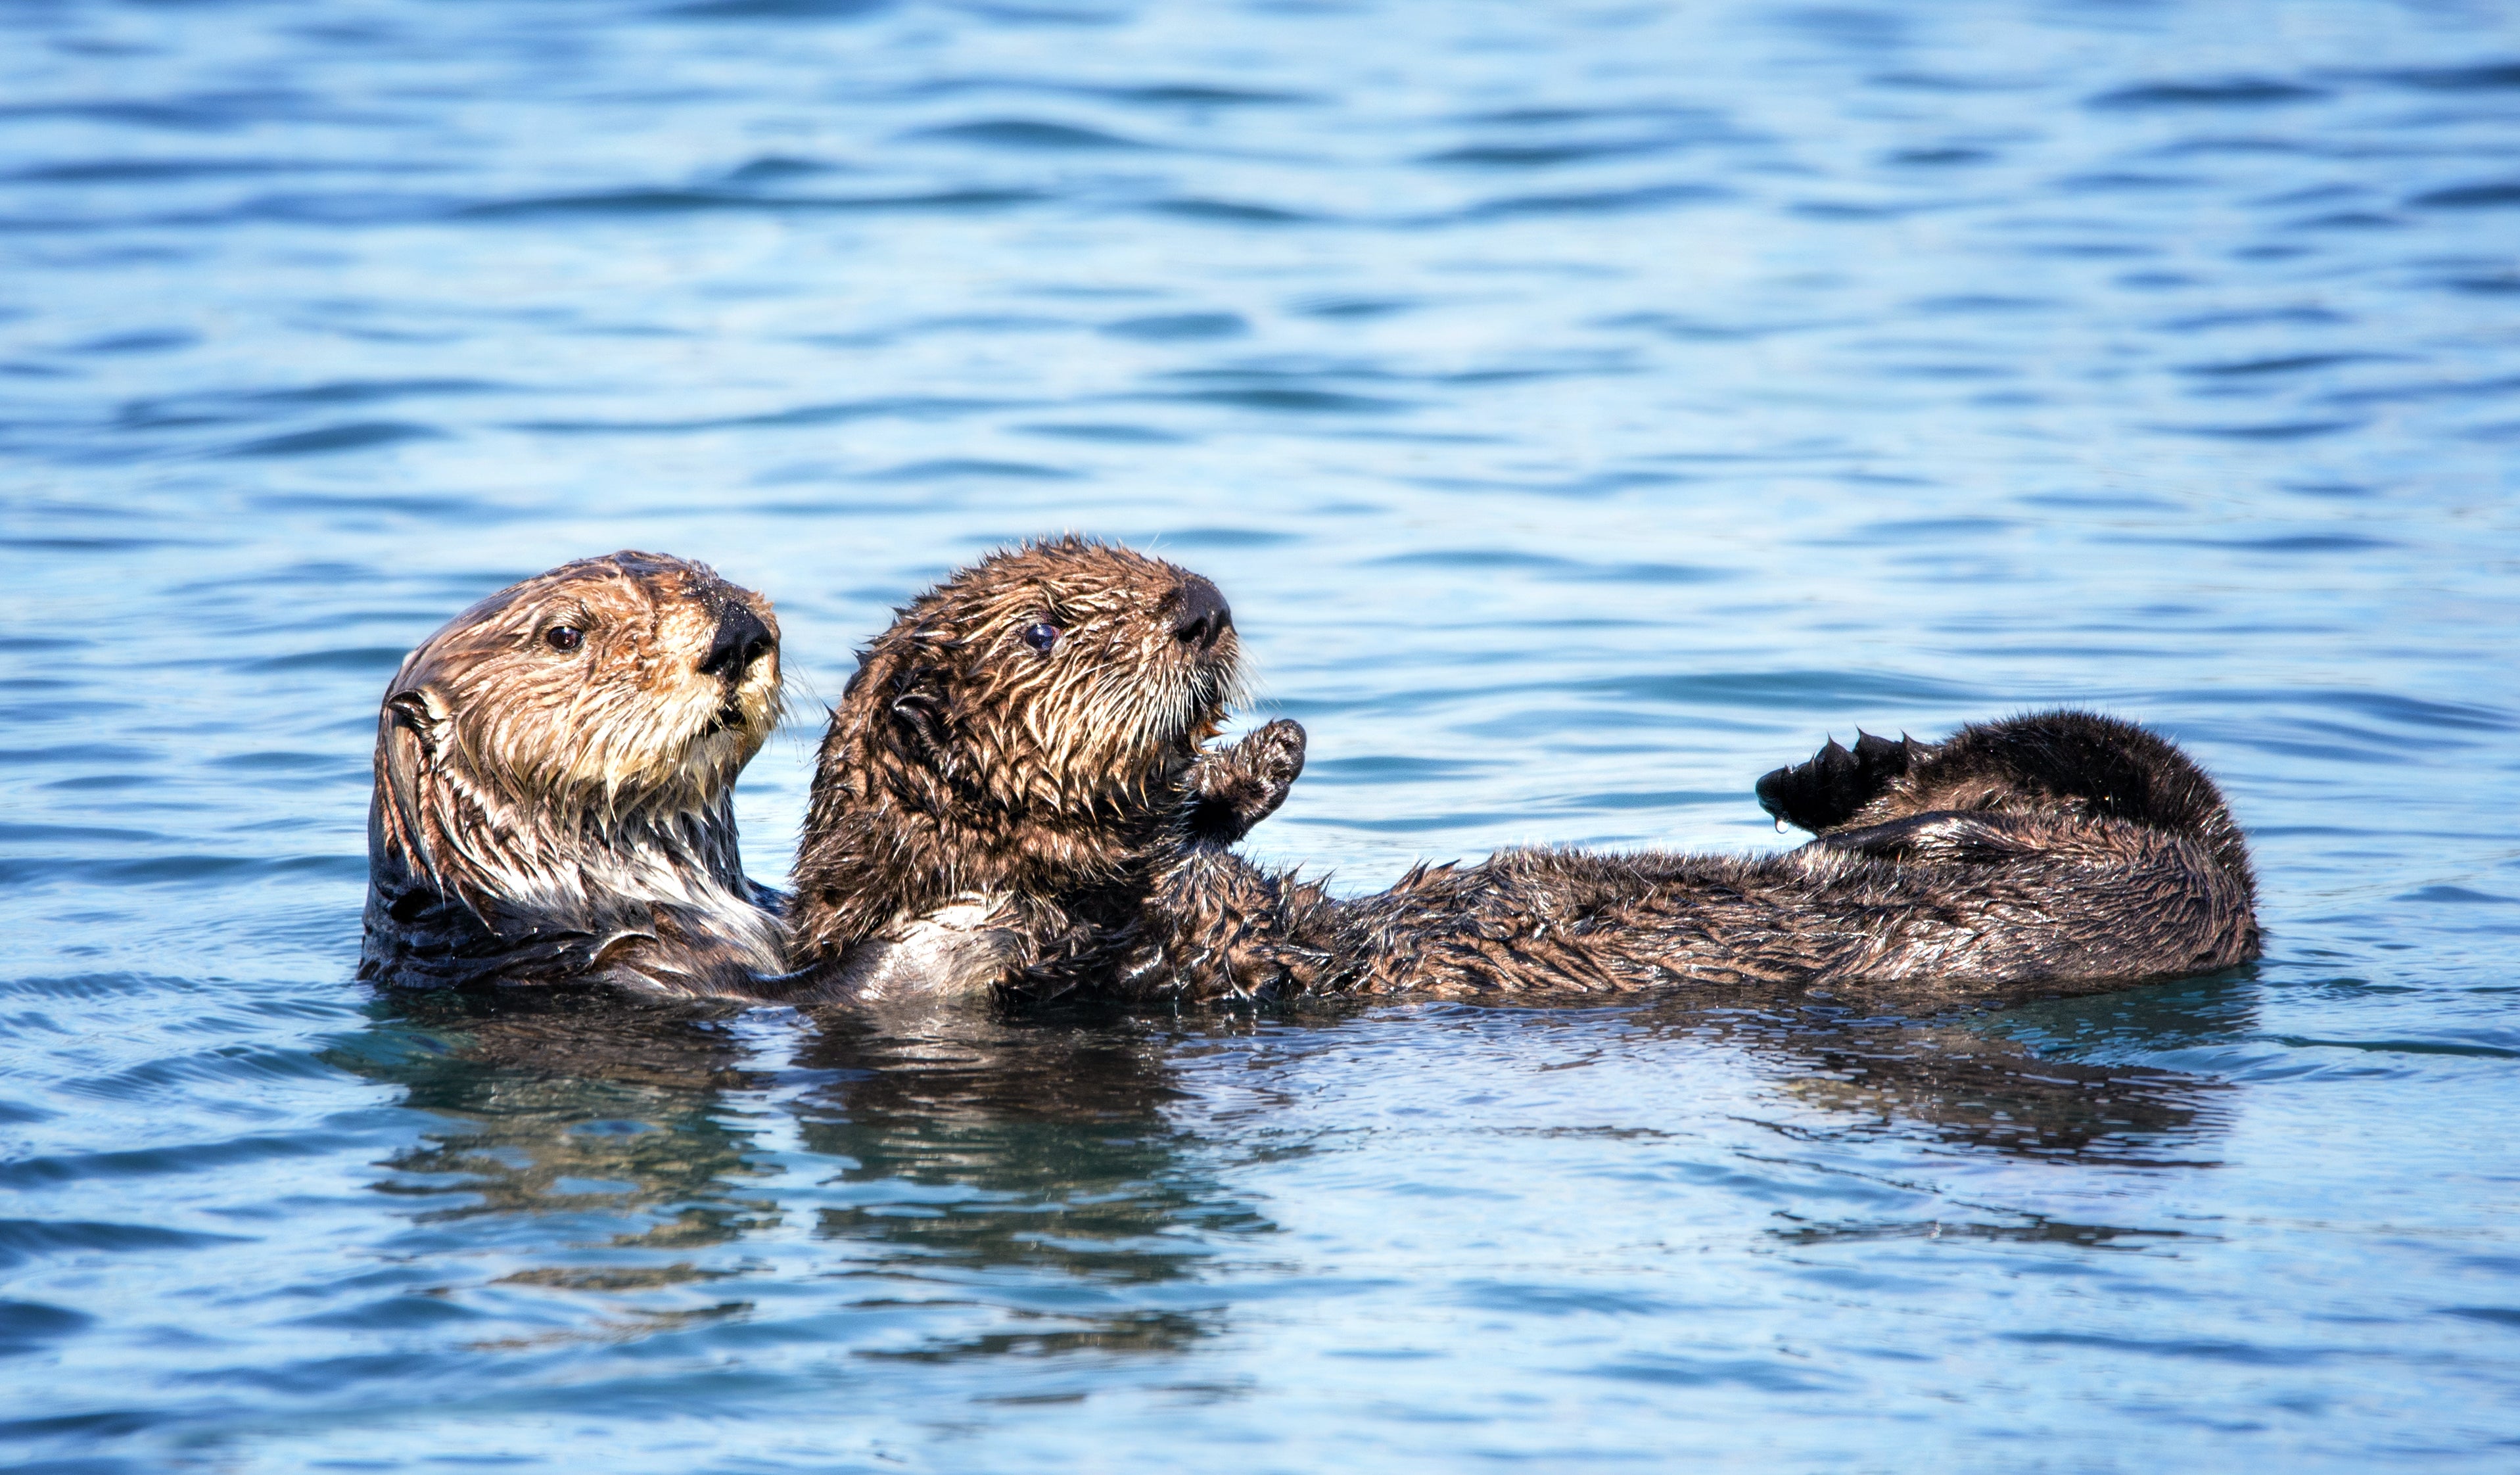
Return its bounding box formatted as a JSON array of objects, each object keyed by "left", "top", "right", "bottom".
[
  {"left": 359, "top": 551, "right": 787, "bottom": 996},
  {"left": 792, "top": 540, "right": 2258, "bottom": 1008},
  {"left": 1134, "top": 709, "right": 2258, "bottom": 1006}
]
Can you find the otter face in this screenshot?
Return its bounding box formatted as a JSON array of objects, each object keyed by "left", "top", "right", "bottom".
[
  {"left": 860, "top": 536, "right": 1242, "bottom": 815},
  {"left": 388, "top": 550, "right": 782, "bottom": 814}
]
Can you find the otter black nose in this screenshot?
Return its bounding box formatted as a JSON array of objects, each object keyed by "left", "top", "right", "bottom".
[
  {"left": 699, "top": 602, "right": 776, "bottom": 680},
  {"left": 1171, "top": 575, "right": 1232, "bottom": 652}
]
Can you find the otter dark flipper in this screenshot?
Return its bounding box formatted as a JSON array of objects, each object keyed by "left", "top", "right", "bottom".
[
  {"left": 1756, "top": 730, "right": 1925, "bottom": 833},
  {"left": 1852, "top": 709, "right": 2258, "bottom": 896}
]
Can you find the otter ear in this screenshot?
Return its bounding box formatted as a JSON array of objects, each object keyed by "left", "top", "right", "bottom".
[
  {"left": 887, "top": 661, "right": 951, "bottom": 768},
  {"left": 851, "top": 650, "right": 957, "bottom": 776},
  {"left": 384, "top": 688, "right": 442, "bottom": 744},
  {"left": 843, "top": 645, "right": 952, "bottom": 770},
  {"left": 379, "top": 688, "right": 448, "bottom": 893}
]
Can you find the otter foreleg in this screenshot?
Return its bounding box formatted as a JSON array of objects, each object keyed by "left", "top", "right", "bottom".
[
  {"left": 1183, "top": 718, "right": 1307, "bottom": 845},
  {"left": 1115, "top": 847, "right": 1349, "bottom": 1002}
]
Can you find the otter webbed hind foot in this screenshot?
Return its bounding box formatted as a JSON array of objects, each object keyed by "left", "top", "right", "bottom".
[{"left": 1756, "top": 730, "right": 1925, "bottom": 833}]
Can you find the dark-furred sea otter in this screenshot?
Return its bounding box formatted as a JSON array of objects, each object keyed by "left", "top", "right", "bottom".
[
  {"left": 786, "top": 537, "right": 1305, "bottom": 1003},
  {"left": 789, "top": 538, "right": 2260, "bottom": 1008},
  {"left": 359, "top": 551, "right": 788, "bottom": 996}
]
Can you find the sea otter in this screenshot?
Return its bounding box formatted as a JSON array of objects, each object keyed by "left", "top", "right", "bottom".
[
  {"left": 791, "top": 538, "right": 2259, "bottom": 1007},
  {"left": 358, "top": 551, "right": 789, "bottom": 997},
  {"left": 785, "top": 536, "right": 1306, "bottom": 1003}
]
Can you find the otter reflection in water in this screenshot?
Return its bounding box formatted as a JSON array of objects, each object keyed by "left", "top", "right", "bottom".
[
  {"left": 352, "top": 990, "right": 1267, "bottom": 1361},
  {"left": 340, "top": 978, "right": 2247, "bottom": 1371},
  {"left": 1629, "top": 979, "right": 2245, "bottom": 1170},
  {"left": 340, "top": 985, "right": 2238, "bottom": 1360},
  {"left": 790, "top": 539, "right": 2258, "bottom": 1007},
  {"left": 359, "top": 551, "right": 786, "bottom": 996}
]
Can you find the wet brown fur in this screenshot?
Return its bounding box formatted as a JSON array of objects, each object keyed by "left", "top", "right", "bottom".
[
  {"left": 360, "top": 551, "right": 787, "bottom": 996},
  {"left": 794, "top": 540, "right": 2260, "bottom": 1008},
  {"left": 1134, "top": 710, "right": 2259, "bottom": 1004},
  {"left": 785, "top": 536, "right": 1298, "bottom": 1002}
]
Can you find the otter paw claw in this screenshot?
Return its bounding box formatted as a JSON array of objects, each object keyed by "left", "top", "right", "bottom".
[{"left": 1756, "top": 729, "right": 1920, "bottom": 833}]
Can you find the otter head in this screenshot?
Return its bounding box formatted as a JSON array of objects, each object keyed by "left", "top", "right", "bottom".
[
  {"left": 361, "top": 550, "right": 787, "bottom": 994},
  {"left": 386, "top": 551, "right": 781, "bottom": 814},
  {"left": 789, "top": 536, "right": 1242, "bottom": 967}
]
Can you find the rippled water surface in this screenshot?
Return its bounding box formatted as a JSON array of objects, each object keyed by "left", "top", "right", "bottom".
[{"left": 5, "top": 0, "right": 2519, "bottom": 1468}]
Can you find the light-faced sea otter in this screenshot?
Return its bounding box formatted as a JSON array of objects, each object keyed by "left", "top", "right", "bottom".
[
  {"left": 358, "top": 551, "right": 787, "bottom": 997},
  {"left": 791, "top": 538, "right": 2260, "bottom": 1008}
]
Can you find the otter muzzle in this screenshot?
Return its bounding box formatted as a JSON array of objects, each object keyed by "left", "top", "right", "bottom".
[
  {"left": 1171, "top": 575, "right": 1232, "bottom": 653},
  {"left": 699, "top": 602, "right": 776, "bottom": 680}
]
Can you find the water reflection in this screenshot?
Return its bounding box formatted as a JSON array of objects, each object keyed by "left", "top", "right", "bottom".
[
  {"left": 792, "top": 1007, "right": 1260, "bottom": 1362},
  {"left": 359, "top": 990, "right": 772, "bottom": 1257},
  {"left": 362, "top": 974, "right": 2244, "bottom": 1253},
  {"left": 348, "top": 989, "right": 1265, "bottom": 1363},
  {"left": 1629, "top": 979, "right": 2244, "bottom": 1166}
]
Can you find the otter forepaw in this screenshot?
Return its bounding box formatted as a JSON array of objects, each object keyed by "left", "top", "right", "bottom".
[
  {"left": 1756, "top": 729, "right": 1921, "bottom": 833},
  {"left": 1240, "top": 718, "right": 1307, "bottom": 808},
  {"left": 1186, "top": 718, "right": 1307, "bottom": 844}
]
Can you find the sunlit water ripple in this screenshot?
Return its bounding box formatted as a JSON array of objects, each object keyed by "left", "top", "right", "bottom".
[{"left": 3, "top": 0, "right": 2517, "bottom": 1468}]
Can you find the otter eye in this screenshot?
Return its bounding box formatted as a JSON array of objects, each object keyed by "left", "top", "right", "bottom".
[
  {"left": 1023, "top": 622, "right": 1060, "bottom": 654},
  {"left": 544, "top": 626, "right": 584, "bottom": 653}
]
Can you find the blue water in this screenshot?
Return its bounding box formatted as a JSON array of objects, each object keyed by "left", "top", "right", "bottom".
[{"left": 5, "top": 0, "right": 2519, "bottom": 1468}]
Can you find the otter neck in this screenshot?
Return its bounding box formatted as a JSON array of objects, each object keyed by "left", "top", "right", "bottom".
[
  {"left": 789, "top": 713, "right": 1184, "bottom": 963},
  {"left": 365, "top": 751, "right": 784, "bottom": 989}
]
